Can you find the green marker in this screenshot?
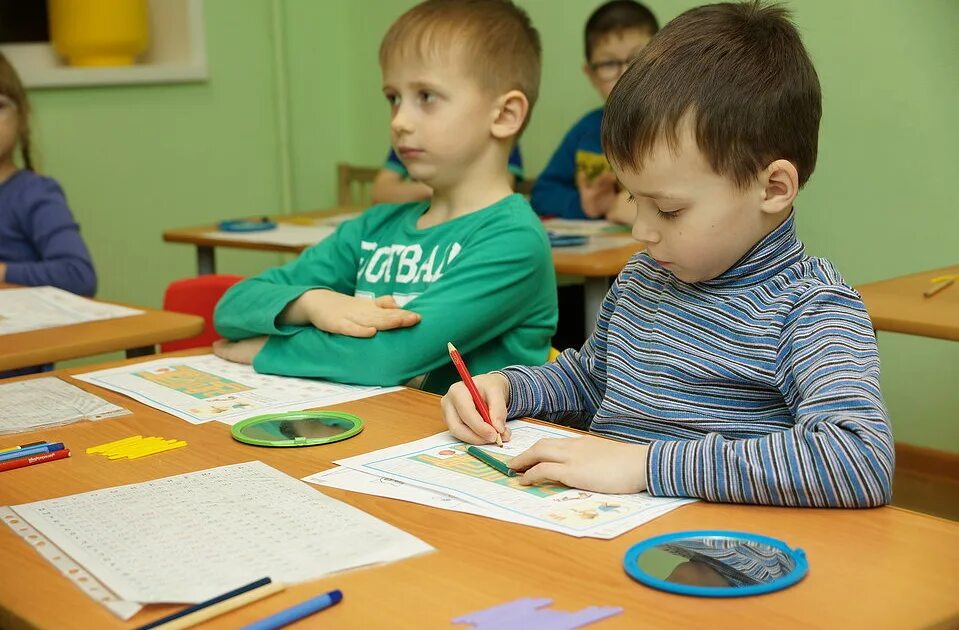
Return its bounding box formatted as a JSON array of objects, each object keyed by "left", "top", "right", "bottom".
[{"left": 466, "top": 446, "right": 516, "bottom": 477}]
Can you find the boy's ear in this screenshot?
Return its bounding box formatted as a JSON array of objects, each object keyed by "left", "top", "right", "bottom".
[
  {"left": 759, "top": 159, "right": 799, "bottom": 215},
  {"left": 490, "top": 90, "right": 529, "bottom": 140}
]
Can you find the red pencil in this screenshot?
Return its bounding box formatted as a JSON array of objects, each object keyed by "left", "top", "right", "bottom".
[
  {"left": 447, "top": 342, "right": 503, "bottom": 446},
  {"left": 0, "top": 448, "right": 71, "bottom": 472}
]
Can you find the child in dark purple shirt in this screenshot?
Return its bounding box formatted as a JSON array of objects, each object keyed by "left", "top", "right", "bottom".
[
  {"left": 1, "top": 53, "right": 96, "bottom": 378},
  {"left": 0, "top": 53, "right": 95, "bottom": 298}
]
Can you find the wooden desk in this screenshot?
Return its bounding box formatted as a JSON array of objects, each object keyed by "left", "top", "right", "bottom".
[
  {"left": 856, "top": 265, "right": 959, "bottom": 341},
  {"left": 163, "top": 210, "right": 643, "bottom": 336},
  {"left": 0, "top": 285, "right": 204, "bottom": 371},
  {"left": 1, "top": 353, "right": 957, "bottom": 629}
]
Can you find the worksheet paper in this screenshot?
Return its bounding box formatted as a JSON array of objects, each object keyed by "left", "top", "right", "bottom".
[
  {"left": 0, "top": 286, "right": 142, "bottom": 335},
  {"left": 73, "top": 354, "right": 399, "bottom": 425},
  {"left": 328, "top": 421, "right": 695, "bottom": 539},
  {"left": 8, "top": 461, "right": 433, "bottom": 604},
  {"left": 0, "top": 377, "right": 130, "bottom": 435}
]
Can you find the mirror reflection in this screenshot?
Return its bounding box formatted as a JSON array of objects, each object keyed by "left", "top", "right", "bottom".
[
  {"left": 634, "top": 536, "right": 796, "bottom": 588},
  {"left": 242, "top": 417, "right": 355, "bottom": 442}
]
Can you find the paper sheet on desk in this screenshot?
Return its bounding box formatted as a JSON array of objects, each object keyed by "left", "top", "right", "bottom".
[
  {"left": 0, "top": 286, "right": 142, "bottom": 335},
  {"left": 0, "top": 377, "right": 129, "bottom": 435},
  {"left": 73, "top": 354, "right": 399, "bottom": 425},
  {"left": 326, "top": 421, "right": 695, "bottom": 539},
  {"left": 7, "top": 461, "right": 433, "bottom": 604}
]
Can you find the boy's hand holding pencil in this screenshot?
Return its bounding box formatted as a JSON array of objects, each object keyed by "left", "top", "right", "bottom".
[{"left": 443, "top": 343, "right": 510, "bottom": 446}]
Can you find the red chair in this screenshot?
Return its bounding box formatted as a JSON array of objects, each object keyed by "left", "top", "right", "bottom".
[{"left": 161, "top": 275, "right": 244, "bottom": 352}]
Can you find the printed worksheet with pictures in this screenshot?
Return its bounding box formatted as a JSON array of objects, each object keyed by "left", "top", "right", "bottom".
[
  {"left": 327, "top": 421, "right": 695, "bottom": 538},
  {"left": 73, "top": 354, "right": 399, "bottom": 425}
]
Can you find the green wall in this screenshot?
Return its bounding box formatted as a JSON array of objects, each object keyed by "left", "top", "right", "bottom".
[{"left": 25, "top": 0, "right": 958, "bottom": 451}]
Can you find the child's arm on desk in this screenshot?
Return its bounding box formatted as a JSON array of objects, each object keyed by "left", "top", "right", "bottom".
[
  {"left": 493, "top": 271, "right": 624, "bottom": 425},
  {"left": 442, "top": 372, "right": 650, "bottom": 494},
  {"left": 249, "top": 222, "right": 554, "bottom": 386},
  {"left": 213, "top": 220, "right": 417, "bottom": 340},
  {"left": 279, "top": 290, "right": 419, "bottom": 337}
]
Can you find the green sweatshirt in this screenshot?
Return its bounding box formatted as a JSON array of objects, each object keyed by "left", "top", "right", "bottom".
[{"left": 214, "top": 194, "right": 558, "bottom": 394}]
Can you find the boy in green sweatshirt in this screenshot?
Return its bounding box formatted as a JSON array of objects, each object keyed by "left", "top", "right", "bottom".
[{"left": 212, "top": 0, "right": 557, "bottom": 394}]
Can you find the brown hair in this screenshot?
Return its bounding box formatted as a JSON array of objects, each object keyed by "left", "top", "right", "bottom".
[
  {"left": 602, "top": 1, "right": 821, "bottom": 188},
  {"left": 0, "top": 52, "right": 34, "bottom": 171},
  {"left": 379, "top": 0, "right": 541, "bottom": 131},
  {"left": 585, "top": 1, "right": 659, "bottom": 60}
]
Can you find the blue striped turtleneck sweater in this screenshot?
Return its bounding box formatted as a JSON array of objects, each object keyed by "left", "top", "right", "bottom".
[{"left": 501, "top": 214, "right": 894, "bottom": 508}]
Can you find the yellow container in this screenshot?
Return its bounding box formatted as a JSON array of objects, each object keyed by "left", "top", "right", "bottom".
[{"left": 49, "top": 0, "right": 149, "bottom": 67}]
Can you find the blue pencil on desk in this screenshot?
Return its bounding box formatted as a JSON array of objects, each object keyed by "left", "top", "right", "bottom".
[
  {"left": 0, "top": 442, "right": 64, "bottom": 463},
  {"left": 241, "top": 589, "right": 342, "bottom": 630},
  {"left": 0, "top": 440, "right": 47, "bottom": 455}
]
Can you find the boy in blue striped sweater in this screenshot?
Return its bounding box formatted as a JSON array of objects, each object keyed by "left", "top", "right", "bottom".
[{"left": 441, "top": 1, "right": 893, "bottom": 508}]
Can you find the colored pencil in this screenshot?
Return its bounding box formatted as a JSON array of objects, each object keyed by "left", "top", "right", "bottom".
[
  {"left": 466, "top": 446, "right": 517, "bottom": 477},
  {"left": 241, "top": 589, "right": 342, "bottom": 630},
  {"left": 136, "top": 577, "right": 278, "bottom": 630},
  {"left": 0, "top": 441, "right": 47, "bottom": 455},
  {"left": 924, "top": 278, "right": 954, "bottom": 298},
  {"left": 447, "top": 342, "right": 503, "bottom": 446},
  {"left": 0, "top": 448, "right": 70, "bottom": 472},
  {"left": 0, "top": 442, "right": 64, "bottom": 463}
]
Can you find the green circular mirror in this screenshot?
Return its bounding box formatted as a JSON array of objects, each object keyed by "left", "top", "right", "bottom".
[{"left": 231, "top": 411, "right": 363, "bottom": 447}]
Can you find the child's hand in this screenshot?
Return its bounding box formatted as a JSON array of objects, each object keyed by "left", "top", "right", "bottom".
[
  {"left": 213, "top": 336, "right": 268, "bottom": 364},
  {"left": 441, "top": 373, "right": 511, "bottom": 444},
  {"left": 576, "top": 171, "right": 618, "bottom": 219},
  {"left": 509, "top": 436, "right": 649, "bottom": 494},
  {"left": 301, "top": 289, "right": 421, "bottom": 337}
]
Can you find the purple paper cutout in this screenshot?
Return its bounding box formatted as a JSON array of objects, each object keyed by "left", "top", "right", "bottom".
[{"left": 452, "top": 597, "right": 623, "bottom": 630}]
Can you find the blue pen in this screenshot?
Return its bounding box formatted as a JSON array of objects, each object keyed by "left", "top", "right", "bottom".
[
  {"left": 241, "top": 589, "right": 342, "bottom": 630},
  {"left": 0, "top": 442, "right": 64, "bottom": 463}
]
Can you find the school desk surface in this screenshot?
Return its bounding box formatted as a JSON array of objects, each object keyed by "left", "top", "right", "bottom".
[
  {"left": 1, "top": 349, "right": 957, "bottom": 629},
  {"left": 856, "top": 265, "right": 959, "bottom": 341},
  {"left": 0, "top": 284, "right": 204, "bottom": 370}
]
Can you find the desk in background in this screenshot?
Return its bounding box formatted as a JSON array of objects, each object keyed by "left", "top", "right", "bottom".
[
  {"left": 162, "top": 210, "right": 643, "bottom": 336},
  {"left": 0, "top": 284, "right": 204, "bottom": 372},
  {"left": 856, "top": 265, "right": 959, "bottom": 341},
  {"left": 1, "top": 352, "right": 957, "bottom": 629}
]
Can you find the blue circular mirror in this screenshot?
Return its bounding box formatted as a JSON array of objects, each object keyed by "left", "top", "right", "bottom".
[{"left": 624, "top": 530, "right": 808, "bottom": 597}]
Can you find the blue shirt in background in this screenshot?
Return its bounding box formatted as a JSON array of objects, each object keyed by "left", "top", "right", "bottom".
[
  {"left": 530, "top": 107, "right": 604, "bottom": 219},
  {"left": 384, "top": 146, "right": 525, "bottom": 181},
  {"left": 0, "top": 169, "right": 96, "bottom": 297}
]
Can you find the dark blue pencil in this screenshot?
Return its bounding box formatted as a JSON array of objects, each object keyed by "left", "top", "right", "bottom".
[{"left": 135, "top": 577, "right": 272, "bottom": 630}]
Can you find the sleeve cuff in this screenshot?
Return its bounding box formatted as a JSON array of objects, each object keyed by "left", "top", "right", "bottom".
[
  {"left": 646, "top": 438, "right": 698, "bottom": 498},
  {"left": 497, "top": 367, "right": 537, "bottom": 418}
]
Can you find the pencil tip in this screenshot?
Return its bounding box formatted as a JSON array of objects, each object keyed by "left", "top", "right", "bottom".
[{"left": 447, "top": 342, "right": 456, "bottom": 354}]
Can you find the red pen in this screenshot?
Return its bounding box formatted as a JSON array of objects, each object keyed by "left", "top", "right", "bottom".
[
  {"left": 447, "top": 342, "right": 503, "bottom": 446},
  {"left": 0, "top": 448, "right": 70, "bottom": 473}
]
